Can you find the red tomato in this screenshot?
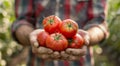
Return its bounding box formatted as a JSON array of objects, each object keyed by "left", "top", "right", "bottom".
[
  {"left": 46, "top": 33, "right": 68, "bottom": 51},
  {"left": 37, "top": 31, "right": 49, "bottom": 46},
  {"left": 42, "top": 15, "right": 62, "bottom": 34},
  {"left": 68, "top": 34, "right": 84, "bottom": 48},
  {"left": 59, "top": 19, "right": 78, "bottom": 38}
]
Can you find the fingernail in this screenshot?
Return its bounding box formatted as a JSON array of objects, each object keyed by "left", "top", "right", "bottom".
[
  {"left": 48, "top": 49, "right": 53, "bottom": 54},
  {"left": 66, "top": 49, "right": 70, "bottom": 53},
  {"left": 66, "top": 49, "right": 72, "bottom": 54},
  {"left": 54, "top": 52, "right": 59, "bottom": 56},
  {"left": 61, "top": 51, "right": 69, "bottom": 59},
  {"left": 30, "top": 36, "right": 37, "bottom": 41},
  {"left": 34, "top": 42, "right": 39, "bottom": 48},
  {"left": 38, "top": 47, "right": 46, "bottom": 54}
]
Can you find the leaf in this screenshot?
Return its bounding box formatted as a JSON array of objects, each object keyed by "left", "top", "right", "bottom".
[
  {"left": 0, "top": 12, "right": 3, "bottom": 19},
  {"left": 3, "top": 1, "right": 11, "bottom": 8},
  {"left": 9, "top": 16, "right": 15, "bottom": 22},
  {"left": 0, "top": 13, "right": 4, "bottom": 26},
  {"left": 0, "top": 33, "right": 6, "bottom": 41}
]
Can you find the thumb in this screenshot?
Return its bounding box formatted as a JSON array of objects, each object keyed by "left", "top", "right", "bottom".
[{"left": 78, "top": 30, "right": 90, "bottom": 45}]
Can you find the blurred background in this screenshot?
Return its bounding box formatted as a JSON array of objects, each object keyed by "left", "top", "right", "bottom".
[{"left": 0, "top": 0, "right": 120, "bottom": 66}]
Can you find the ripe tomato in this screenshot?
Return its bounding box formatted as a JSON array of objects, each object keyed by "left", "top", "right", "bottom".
[
  {"left": 68, "top": 34, "right": 84, "bottom": 48},
  {"left": 59, "top": 19, "right": 78, "bottom": 38},
  {"left": 37, "top": 30, "right": 49, "bottom": 46},
  {"left": 42, "top": 15, "right": 62, "bottom": 34},
  {"left": 46, "top": 33, "right": 68, "bottom": 51}
]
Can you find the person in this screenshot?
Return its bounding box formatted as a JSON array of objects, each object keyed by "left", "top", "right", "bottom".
[{"left": 11, "top": 0, "right": 109, "bottom": 66}]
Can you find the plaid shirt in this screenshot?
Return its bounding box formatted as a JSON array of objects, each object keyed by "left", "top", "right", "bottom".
[{"left": 11, "top": 0, "right": 107, "bottom": 66}]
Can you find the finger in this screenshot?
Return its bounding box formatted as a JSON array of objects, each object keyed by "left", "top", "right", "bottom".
[
  {"left": 37, "top": 47, "right": 49, "bottom": 54},
  {"left": 41, "top": 54, "right": 50, "bottom": 59},
  {"left": 30, "top": 29, "right": 44, "bottom": 37},
  {"left": 83, "top": 33, "right": 90, "bottom": 46},
  {"left": 47, "top": 48, "right": 53, "bottom": 54},
  {"left": 33, "top": 41, "right": 39, "bottom": 48},
  {"left": 29, "top": 35, "right": 37, "bottom": 45},
  {"left": 37, "top": 47, "right": 53, "bottom": 54},
  {"left": 60, "top": 51, "right": 69, "bottom": 60},
  {"left": 84, "top": 36, "right": 90, "bottom": 46},
  {"left": 66, "top": 46, "right": 87, "bottom": 56},
  {"left": 78, "top": 30, "right": 90, "bottom": 45},
  {"left": 29, "top": 30, "right": 40, "bottom": 41},
  {"left": 32, "top": 46, "right": 38, "bottom": 54},
  {"left": 78, "top": 29, "right": 87, "bottom": 37},
  {"left": 29, "top": 29, "right": 44, "bottom": 44},
  {"left": 68, "top": 55, "right": 81, "bottom": 61},
  {"left": 37, "top": 54, "right": 51, "bottom": 60},
  {"left": 51, "top": 51, "right": 60, "bottom": 59}
]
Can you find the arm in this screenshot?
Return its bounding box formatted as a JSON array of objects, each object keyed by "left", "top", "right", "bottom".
[
  {"left": 84, "top": 0, "right": 109, "bottom": 45},
  {"left": 12, "top": 0, "right": 59, "bottom": 60},
  {"left": 11, "top": 0, "right": 35, "bottom": 46},
  {"left": 86, "top": 22, "right": 109, "bottom": 45},
  {"left": 15, "top": 24, "right": 34, "bottom": 46}
]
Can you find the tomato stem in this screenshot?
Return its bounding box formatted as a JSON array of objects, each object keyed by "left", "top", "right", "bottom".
[
  {"left": 49, "top": 19, "right": 54, "bottom": 25},
  {"left": 54, "top": 34, "right": 61, "bottom": 40},
  {"left": 68, "top": 23, "right": 72, "bottom": 27}
]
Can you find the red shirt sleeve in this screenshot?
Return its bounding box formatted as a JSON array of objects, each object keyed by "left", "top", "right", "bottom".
[
  {"left": 84, "top": 0, "right": 109, "bottom": 39},
  {"left": 11, "top": 0, "right": 36, "bottom": 43}
]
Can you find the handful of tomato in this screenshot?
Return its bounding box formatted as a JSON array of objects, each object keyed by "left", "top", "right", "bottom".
[{"left": 37, "top": 15, "right": 84, "bottom": 51}]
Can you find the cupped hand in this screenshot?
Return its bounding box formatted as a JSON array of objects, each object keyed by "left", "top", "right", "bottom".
[
  {"left": 60, "top": 46, "right": 87, "bottom": 61},
  {"left": 29, "top": 29, "right": 90, "bottom": 61},
  {"left": 60, "top": 29, "right": 90, "bottom": 61},
  {"left": 29, "top": 29, "right": 61, "bottom": 60}
]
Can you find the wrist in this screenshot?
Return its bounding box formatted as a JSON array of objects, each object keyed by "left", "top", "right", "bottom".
[
  {"left": 87, "top": 27, "right": 104, "bottom": 45},
  {"left": 15, "top": 25, "right": 34, "bottom": 46},
  {"left": 12, "top": 20, "right": 35, "bottom": 44}
]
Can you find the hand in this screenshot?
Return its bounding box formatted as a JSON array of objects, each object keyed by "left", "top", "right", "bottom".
[
  {"left": 29, "top": 29, "right": 53, "bottom": 60},
  {"left": 61, "top": 46, "right": 87, "bottom": 60},
  {"left": 29, "top": 29, "right": 62, "bottom": 60},
  {"left": 61, "top": 30, "right": 90, "bottom": 61}
]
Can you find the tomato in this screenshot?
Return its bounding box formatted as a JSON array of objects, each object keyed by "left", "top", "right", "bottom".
[
  {"left": 46, "top": 33, "right": 68, "bottom": 51},
  {"left": 59, "top": 19, "right": 78, "bottom": 38},
  {"left": 68, "top": 34, "right": 84, "bottom": 48},
  {"left": 37, "top": 31, "right": 49, "bottom": 46},
  {"left": 42, "top": 15, "right": 62, "bottom": 34}
]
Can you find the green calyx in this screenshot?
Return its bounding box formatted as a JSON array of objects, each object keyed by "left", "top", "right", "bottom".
[
  {"left": 67, "top": 22, "right": 72, "bottom": 27},
  {"left": 54, "top": 34, "right": 61, "bottom": 40},
  {"left": 48, "top": 19, "right": 54, "bottom": 25}
]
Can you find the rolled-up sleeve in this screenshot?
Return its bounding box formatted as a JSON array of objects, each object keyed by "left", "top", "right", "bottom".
[
  {"left": 84, "top": 0, "right": 109, "bottom": 39},
  {"left": 11, "top": 0, "right": 36, "bottom": 43}
]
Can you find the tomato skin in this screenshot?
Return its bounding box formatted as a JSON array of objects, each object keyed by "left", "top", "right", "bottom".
[
  {"left": 46, "top": 33, "right": 68, "bottom": 51},
  {"left": 42, "top": 15, "right": 62, "bottom": 34},
  {"left": 59, "top": 19, "right": 78, "bottom": 38},
  {"left": 68, "top": 34, "right": 84, "bottom": 48},
  {"left": 37, "top": 31, "right": 49, "bottom": 46}
]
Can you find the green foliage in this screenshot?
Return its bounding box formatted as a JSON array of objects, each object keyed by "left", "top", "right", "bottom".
[
  {"left": 0, "top": 0, "right": 15, "bottom": 42},
  {"left": 98, "top": 0, "right": 120, "bottom": 66},
  {"left": 0, "top": 0, "right": 23, "bottom": 66},
  {"left": 107, "top": 0, "right": 120, "bottom": 24}
]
